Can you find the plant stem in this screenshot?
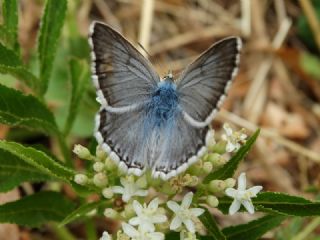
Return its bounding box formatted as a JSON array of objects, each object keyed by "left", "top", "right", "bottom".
[
  {"left": 85, "top": 218, "right": 98, "bottom": 240},
  {"left": 57, "top": 133, "right": 73, "bottom": 168},
  {"left": 49, "top": 223, "right": 76, "bottom": 240},
  {"left": 292, "top": 217, "right": 320, "bottom": 240}
]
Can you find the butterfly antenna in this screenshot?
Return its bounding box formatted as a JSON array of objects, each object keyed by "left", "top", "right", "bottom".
[{"left": 138, "top": 42, "right": 167, "bottom": 79}]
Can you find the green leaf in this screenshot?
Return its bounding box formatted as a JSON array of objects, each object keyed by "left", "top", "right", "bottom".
[
  {"left": 253, "top": 192, "right": 320, "bottom": 216},
  {"left": 38, "top": 0, "right": 67, "bottom": 95},
  {"left": 0, "top": 140, "right": 74, "bottom": 182},
  {"left": 300, "top": 52, "right": 320, "bottom": 79},
  {"left": 64, "top": 58, "right": 90, "bottom": 135},
  {"left": 2, "top": 0, "right": 19, "bottom": 51},
  {"left": 204, "top": 129, "right": 260, "bottom": 183},
  {"left": 0, "top": 148, "right": 51, "bottom": 192},
  {"left": 60, "top": 201, "right": 107, "bottom": 226},
  {"left": 0, "top": 43, "right": 38, "bottom": 88},
  {"left": 199, "top": 208, "right": 226, "bottom": 240},
  {"left": 222, "top": 215, "right": 287, "bottom": 240},
  {"left": 0, "top": 191, "right": 75, "bottom": 227},
  {"left": 218, "top": 192, "right": 320, "bottom": 216},
  {"left": 0, "top": 84, "right": 58, "bottom": 134}
]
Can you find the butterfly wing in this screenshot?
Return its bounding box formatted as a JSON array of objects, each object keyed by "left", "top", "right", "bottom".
[
  {"left": 176, "top": 37, "right": 242, "bottom": 128},
  {"left": 89, "top": 21, "right": 160, "bottom": 112}
]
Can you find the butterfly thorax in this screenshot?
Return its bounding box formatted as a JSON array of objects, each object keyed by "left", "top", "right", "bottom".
[{"left": 147, "top": 80, "right": 178, "bottom": 127}]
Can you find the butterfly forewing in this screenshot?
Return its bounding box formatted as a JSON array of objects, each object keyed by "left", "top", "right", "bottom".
[
  {"left": 89, "top": 22, "right": 159, "bottom": 109},
  {"left": 177, "top": 37, "right": 242, "bottom": 128}
]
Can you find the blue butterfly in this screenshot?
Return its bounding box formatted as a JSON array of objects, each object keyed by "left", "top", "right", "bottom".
[{"left": 89, "top": 22, "right": 242, "bottom": 180}]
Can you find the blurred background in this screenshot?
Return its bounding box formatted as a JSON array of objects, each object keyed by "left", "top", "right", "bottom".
[{"left": 1, "top": 0, "right": 320, "bottom": 239}]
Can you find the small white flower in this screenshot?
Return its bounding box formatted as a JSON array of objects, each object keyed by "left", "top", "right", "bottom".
[
  {"left": 100, "top": 231, "right": 112, "bottom": 240},
  {"left": 225, "top": 172, "right": 263, "bottom": 215},
  {"left": 129, "top": 198, "right": 167, "bottom": 231},
  {"left": 122, "top": 222, "right": 164, "bottom": 240},
  {"left": 112, "top": 176, "right": 148, "bottom": 202},
  {"left": 221, "top": 123, "right": 247, "bottom": 153},
  {"left": 167, "top": 192, "right": 204, "bottom": 233}
]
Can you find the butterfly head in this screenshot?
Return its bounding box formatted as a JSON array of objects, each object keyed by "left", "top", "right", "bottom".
[{"left": 162, "top": 70, "right": 174, "bottom": 82}]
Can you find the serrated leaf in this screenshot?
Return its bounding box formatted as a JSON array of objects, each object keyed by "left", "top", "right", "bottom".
[
  {"left": 0, "top": 149, "right": 52, "bottom": 192},
  {"left": 0, "top": 43, "right": 38, "bottom": 88},
  {"left": 38, "top": 0, "right": 67, "bottom": 95},
  {"left": 218, "top": 192, "right": 320, "bottom": 216},
  {"left": 0, "top": 84, "right": 58, "bottom": 134},
  {"left": 253, "top": 192, "right": 320, "bottom": 216},
  {"left": 0, "top": 140, "right": 74, "bottom": 182},
  {"left": 60, "top": 201, "right": 107, "bottom": 226},
  {"left": 222, "top": 215, "right": 287, "bottom": 240},
  {"left": 2, "top": 0, "right": 19, "bottom": 51},
  {"left": 199, "top": 208, "right": 226, "bottom": 240},
  {"left": 64, "top": 58, "right": 90, "bottom": 135},
  {"left": 204, "top": 129, "right": 260, "bottom": 183},
  {"left": 0, "top": 191, "right": 75, "bottom": 227}
]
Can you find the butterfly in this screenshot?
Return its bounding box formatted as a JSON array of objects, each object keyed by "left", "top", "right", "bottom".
[{"left": 89, "top": 21, "right": 242, "bottom": 181}]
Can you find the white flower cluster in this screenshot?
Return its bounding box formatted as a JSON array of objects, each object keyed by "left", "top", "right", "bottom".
[{"left": 221, "top": 123, "right": 247, "bottom": 153}]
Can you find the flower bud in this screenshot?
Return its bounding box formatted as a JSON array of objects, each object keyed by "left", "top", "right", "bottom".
[
  {"left": 104, "top": 208, "right": 118, "bottom": 219},
  {"left": 96, "top": 146, "right": 107, "bottom": 161},
  {"left": 225, "top": 178, "right": 236, "bottom": 188},
  {"left": 93, "top": 162, "right": 105, "bottom": 172},
  {"left": 208, "top": 140, "right": 226, "bottom": 154},
  {"left": 93, "top": 173, "right": 108, "bottom": 187},
  {"left": 73, "top": 144, "right": 93, "bottom": 160},
  {"left": 124, "top": 203, "right": 135, "bottom": 219},
  {"left": 206, "top": 195, "right": 219, "bottom": 207},
  {"left": 136, "top": 175, "right": 147, "bottom": 188},
  {"left": 102, "top": 187, "right": 114, "bottom": 199},
  {"left": 74, "top": 174, "right": 88, "bottom": 185},
  {"left": 161, "top": 181, "right": 176, "bottom": 195},
  {"left": 202, "top": 161, "right": 213, "bottom": 174},
  {"left": 209, "top": 180, "right": 226, "bottom": 193},
  {"left": 105, "top": 157, "right": 117, "bottom": 170}
]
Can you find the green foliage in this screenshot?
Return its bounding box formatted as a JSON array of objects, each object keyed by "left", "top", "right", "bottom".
[
  {"left": 218, "top": 192, "right": 320, "bottom": 216},
  {"left": 1, "top": 0, "right": 19, "bottom": 52},
  {"left": 0, "top": 84, "right": 58, "bottom": 134},
  {"left": 60, "top": 201, "right": 107, "bottom": 226},
  {"left": 64, "top": 58, "right": 90, "bottom": 135},
  {"left": 0, "top": 149, "right": 51, "bottom": 192},
  {"left": 301, "top": 52, "right": 320, "bottom": 79},
  {"left": 0, "top": 43, "right": 38, "bottom": 88},
  {"left": 222, "top": 215, "right": 287, "bottom": 240},
  {"left": 204, "top": 129, "right": 260, "bottom": 183},
  {"left": 0, "top": 191, "right": 75, "bottom": 227},
  {"left": 38, "top": 0, "right": 67, "bottom": 95},
  {"left": 0, "top": 140, "right": 74, "bottom": 182},
  {"left": 199, "top": 208, "right": 226, "bottom": 240}
]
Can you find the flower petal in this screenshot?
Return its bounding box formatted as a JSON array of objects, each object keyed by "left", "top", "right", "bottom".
[
  {"left": 135, "top": 189, "right": 148, "bottom": 197},
  {"left": 226, "top": 141, "right": 236, "bottom": 153},
  {"left": 132, "top": 200, "right": 143, "bottom": 215},
  {"left": 111, "top": 186, "right": 124, "bottom": 194},
  {"left": 148, "top": 232, "right": 165, "bottom": 240},
  {"left": 182, "top": 192, "right": 193, "bottom": 209},
  {"left": 247, "top": 186, "right": 263, "bottom": 196},
  {"left": 223, "top": 123, "right": 233, "bottom": 136},
  {"left": 167, "top": 201, "right": 180, "bottom": 213},
  {"left": 140, "top": 222, "right": 155, "bottom": 232},
  {"left": 242, "top": 200, "right": 255, "bottom": 214},
  {"left": 238, "top": 172, "right": 247, "bottom": 191},
  {"left": 120, "top": 178, "right": 127, "bottom": 187},
  {"left": 229, "top": 199, "right": 241, "bottom": 215},
  {"left": 152, "top": 214, "right": 167, "bottom": 223},
  {"left": 190, "top": 208, "right": 205, "bottom": 217},
  {"left": 122, "top": 192, "right": 132, "bottom": 202},
  {"left": 170, "top": 216, "right": 182, "bottom": 230},
  {"left": 122, "top": 222, "right": 139, "bottom": 238},
  {"left": 183, "top": 218, "right": 195, "bottom": 233},
  {"left": 225, "top": 188, "right": 237, "bottom": 197},
  {"left": 148, "top": 197, "right": 159, "bottom": 211},
  {"left": 128, "top": 217, "right": 140, "bottom": 226}
]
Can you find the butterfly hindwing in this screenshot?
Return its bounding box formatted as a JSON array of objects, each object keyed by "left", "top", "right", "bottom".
[{"left": 177, "top": 37, "right": 242, "bottom": 128}]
